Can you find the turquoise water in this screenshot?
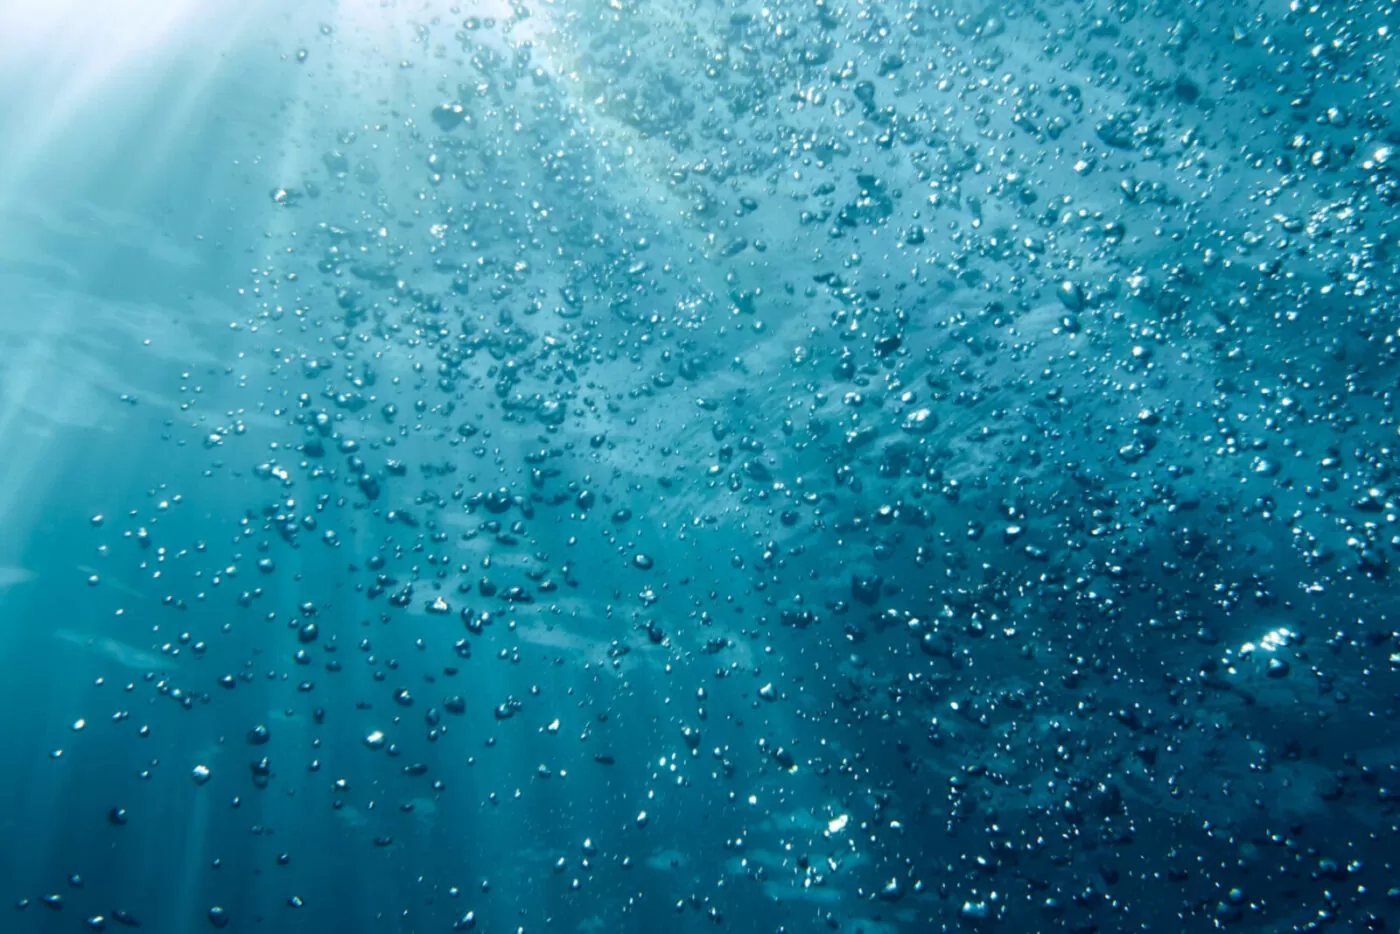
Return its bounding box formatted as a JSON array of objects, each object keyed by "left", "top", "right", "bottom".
[{"left": 1, "top": 1, "right": 1398, "bottom": 931}]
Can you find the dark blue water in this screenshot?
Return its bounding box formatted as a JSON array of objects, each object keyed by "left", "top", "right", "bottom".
[{"left": 2, "top": 1, "right": 1398, "bottom": 931}]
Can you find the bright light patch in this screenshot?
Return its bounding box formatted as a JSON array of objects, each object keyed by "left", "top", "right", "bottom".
[
  {"left": 0, "top": 0, "right": 259, "bottom": 202},
  {"left": 1238, "top": 627, "right": 1295, "bottom": 658}
]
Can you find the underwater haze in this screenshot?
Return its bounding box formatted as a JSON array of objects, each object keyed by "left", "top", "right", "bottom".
[{"left": 2, "top": 0, "right": 1399, "bottom": 931}]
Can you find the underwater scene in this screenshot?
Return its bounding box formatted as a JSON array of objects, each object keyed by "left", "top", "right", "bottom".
[{"left": 1, "top": 0, "right": 1398, "bottom": 931}]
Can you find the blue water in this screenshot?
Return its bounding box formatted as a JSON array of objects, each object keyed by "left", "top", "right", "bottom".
[{"left": 1, "top": 1, "right": 1398, "bottom": 931}]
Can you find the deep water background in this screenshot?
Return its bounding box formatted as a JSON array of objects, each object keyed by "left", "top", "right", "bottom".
[{"left": 2, "top": 1, "right": 1399, "bottom": 932}]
